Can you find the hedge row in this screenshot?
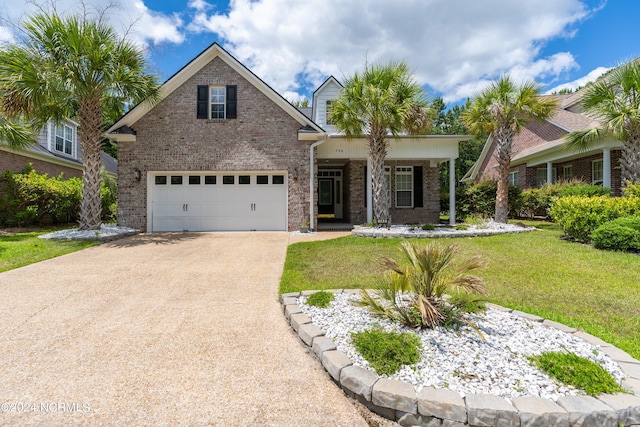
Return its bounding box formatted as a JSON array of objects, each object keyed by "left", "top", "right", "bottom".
[{"left": 0, "top": 167, "right": 117, "bottom": 226}]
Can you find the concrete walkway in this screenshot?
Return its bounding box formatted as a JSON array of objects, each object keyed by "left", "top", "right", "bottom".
[{"left": 0, "top": 232, "right": 367, "bottom": 426}]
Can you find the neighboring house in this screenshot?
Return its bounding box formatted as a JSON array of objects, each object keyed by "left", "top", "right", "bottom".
[
  {"left": 1, "top": 118, "right": 117, "bottom": 178},
  {"left": 105, "top": 43, "right": 470, "bottom": 232},
  {"left": 463, "top": 89, "right": 623, "bottom": 195}
]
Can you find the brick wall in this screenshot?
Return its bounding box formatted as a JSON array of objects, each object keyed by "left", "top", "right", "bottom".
[
  {"left": 0, "top": 150, "right": 82, "bottom": 179},
  {"left": 347, "top": 160, "right": 440, "bottom": 225},
  {"left": 117, "top": 57, "right": 311, "bottom": 231}
]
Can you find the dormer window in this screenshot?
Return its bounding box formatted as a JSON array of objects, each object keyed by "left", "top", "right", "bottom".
[
  {"left": 197, "top": 85, "right": 237, "bottom": 120},
  {"left": 55, "top": 124, "right": 74, "bottom": 156}
]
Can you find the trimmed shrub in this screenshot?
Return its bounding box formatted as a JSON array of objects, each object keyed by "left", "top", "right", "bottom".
[
  {"left": 550, "top": 196, "right": 640, "bottom": 242},
  {"left": 455, "top": 181, "right": 522, "bottom": 219},
  {"left": 351, "top": 328, "right": 421, "bottom": 376},
  {"left": 520, "top": 182, "right": 611, "bottom": 219},
  {"left": 306, "top": 291, "right": 334, "bottom": 308},
  {"left": 623, "top": 182, "right": 640, "bottom": 198},
  {"left": 0, "top": 168, "right": 117, "bottom": 226},
  {"left": 591, "top": 216, "right": 640, "bottom": 251}
]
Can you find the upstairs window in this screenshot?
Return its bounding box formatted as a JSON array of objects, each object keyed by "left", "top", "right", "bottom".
[
  {"left": 55, "top": 124, "right": 74, "bottom": 156},
  {"left": 325, "top": 100, "right": 333, "bottom": 125},
  {"left": 210, "top": 87, "right": 226, "bottom": 119},
  {"left": 197, "top": 85, "right": 237, "bottom": 120}
]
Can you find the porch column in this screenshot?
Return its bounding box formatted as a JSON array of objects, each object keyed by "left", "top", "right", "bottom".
[
  {"left": 366, "top": 158, "right": 373, "bottom": 223},
  {"left": 546, "top": 161, "right": 553, "bottom": 184},
  {"left": 449, "top": 158, "right": 456, "bottom": 225},
  {"left": 603, "top": 148, "right": 611, "bottom": 189}
]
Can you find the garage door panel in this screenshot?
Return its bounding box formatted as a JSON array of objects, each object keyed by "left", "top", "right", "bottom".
[{"left": 151, "top": 172, "right": 287, "bottom": 232}]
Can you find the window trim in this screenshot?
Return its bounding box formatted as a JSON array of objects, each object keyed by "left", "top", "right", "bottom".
[
  {"left": 535, "top": 167, "right": 547, "bottom": 187},
  {"left": 509, "top": 171, "right": 519, "bottom": 186},
  {"left": 325, "top": 100, "right": 333, "bottom": 125},
  {"left": 210, "top": 86, "right": 226, "bottom": 119},
  {"left": 592, "top": 159, "right": 604, "bottom": 184},
  {"left": 562, "top": 165, "right": 573, "bottom": 181},
  {"left": 395, "top": 166, "right": 413, "bottom": 208},
  {"left": 54, "top": 123, "right": 75, "bottom": 157}
]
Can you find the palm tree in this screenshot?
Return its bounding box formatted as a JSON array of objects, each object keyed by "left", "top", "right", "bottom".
[
  {"left": 329, "top": 61, "right": 431, "bottom": 226},
  {"left": 463, "top": 76, "right": 557, "bottom": 223},
  {"left": 0, "top": 114, "right": 36, "bottom": 150},
  {"left": 0, "top": 12, "right": 160, "bottom": 230},
  {"left": 565, "top": 61, "right": 640, "bottom": 185}
]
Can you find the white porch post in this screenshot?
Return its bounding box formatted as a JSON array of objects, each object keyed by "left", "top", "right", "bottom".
[
  {"left": 546, "top": 161, "right": 553, "bottom": 184},
  {"left": 366, "top": 157, "right": 373, "bottom": 223},
  {"left": 449, "top": 158, "right": 455, "bottom": 225},
  {"left": 603, "top": 148, "right": 611, "bottom": 189}
]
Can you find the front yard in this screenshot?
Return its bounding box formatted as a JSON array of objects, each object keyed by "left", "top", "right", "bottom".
[
  {"left": 280, "top": 221, "right": 640, "bottom": 360},
  {"left": 0, "top": 230, "right": 98, "bottom": 272}
]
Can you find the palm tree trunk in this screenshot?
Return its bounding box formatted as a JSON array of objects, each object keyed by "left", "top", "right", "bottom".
[
  {"left": 369, "top": 129, "right": 390, "bottom": 227},
  {"left": 77, "top": 96, "right": 104, "bottom": 231},
  {"left": 621, "top": 129, "right": 640, "bottom": 185},
  {"left": 494, "top": 129, "right": 514, "bottom": 223}
]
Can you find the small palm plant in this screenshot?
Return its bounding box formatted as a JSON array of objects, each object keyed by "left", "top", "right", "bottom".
[{"left": 354, "top": 241, "right": 487, "bottom": 329}]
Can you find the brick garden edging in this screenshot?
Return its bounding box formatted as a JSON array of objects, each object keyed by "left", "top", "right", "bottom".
[{"left": 280, "top": 290, "right": 640, "bottom": 427}]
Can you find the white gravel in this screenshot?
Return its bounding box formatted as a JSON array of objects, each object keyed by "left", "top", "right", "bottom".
[
  {"left": 298, "top": 292, "right": 625, "bottom": 401},
  {"left": 353, "top": 220, "right": 536, "bottom": 238},
  {"left": 38, "top": 224, "right": 138, "bottom": 241}
]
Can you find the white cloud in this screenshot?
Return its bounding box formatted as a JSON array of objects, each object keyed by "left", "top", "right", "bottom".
[
  {"left": 188, "top": 0, "right": 212, "bottom": 13},
  {"left": 546, "top": 66, "right": 611, "bottom": 93},
  {"left": 0, "top": 25, "right": 14, "bottom": 43},
  {"left": 188, "top": 0, "right": 591, "bottom": 102},
  {"left": 0, "top": 0, "right": 185, "bottom": 48}
]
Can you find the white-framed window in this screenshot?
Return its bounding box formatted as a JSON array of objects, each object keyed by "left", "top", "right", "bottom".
[
  {"left": 210, "top": 87, "right": 226, "bottom": 119},
  {"left": 563, "top": 165, "right": 573, "bottom": 181},
  {"left": 55, "top": 124, "right": 74, "bottom": 156},
  {"left": 536, "top": 168, "right": 547, "bottom": 187},
  {"left": 325, "top": 100, "right": 333, "bottom": 125},
  {"left": 592, "top": 159, "right": 604, "bottom": 184},
  {"left": 395, "top": 166, "right": 413, "bottom": 208},
  {"left": 509, "top": 171, "right": 519, "bottom": 186}
]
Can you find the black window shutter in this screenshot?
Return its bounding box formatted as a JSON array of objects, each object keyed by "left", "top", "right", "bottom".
[
  {"left": 226, "top": 85, "right": 237, "bottom": 119},
  {"left": 364, "top": 165, "right": 367, "bottom": 207},
  {"left": 197, "top": 85, "right": 208, "bottom": 119},
  {"left": 413, "top": 166, "right": 423, "bottom": 207}
]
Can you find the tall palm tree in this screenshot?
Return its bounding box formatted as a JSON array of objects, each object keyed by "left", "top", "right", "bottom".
[
  {"left": 0, "top": 12, "right": 160, "bottom": 230},
  {"left": 329, "top": 61, "right": 431, "bottom": 227},
  {"left": 565, "top": 61, "right": 640, "bottom": 185},
  {"left": 462, "top": 76, "right": 557, "bottom": 223}
]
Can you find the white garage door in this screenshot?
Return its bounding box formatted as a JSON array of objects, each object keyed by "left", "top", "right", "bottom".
[{"left": 150, "top": 172, "right": 287, "bottom": 232}]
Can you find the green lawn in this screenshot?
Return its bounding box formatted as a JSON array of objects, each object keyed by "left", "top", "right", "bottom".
[
  {"left": 0, "top": 231, "right": 98, "bottom": 272},
  {"left": 280, "top": 221, "right": 640, "bottom": 360}
]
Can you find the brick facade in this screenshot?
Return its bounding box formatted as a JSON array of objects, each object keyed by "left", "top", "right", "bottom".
[
  {"left": 345, "top": 159, "right": 440, "bottom": 225},
  {"left": 117, "top": 57, "right": 312, "bottom": 231},
  {"left": 0, "top": 150, "right": 82, "bottom": 179}
]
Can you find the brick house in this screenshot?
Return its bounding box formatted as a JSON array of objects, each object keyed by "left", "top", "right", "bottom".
[
  {"left": 1, "top": 118, "right": 117, "bottom": 179},
  {"left": 106, "top": 43, "right": 469, "bottom": 232},
  {"left": 463, "top": 89, "right": 623, "bottom": 195}
]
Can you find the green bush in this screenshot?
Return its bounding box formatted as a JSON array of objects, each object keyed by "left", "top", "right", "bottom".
[
  {"left": 306, "top": 291, "right": 334, "bottom": 308},
  {"left": 520, "top": 182, "right": 611, "bottom": 219},
  {"left": 623, "top": 181, "right": 640, "bottom": 198},
  {"left": 550, "top": 195, "right": 640, "bottom": 242},
  {"left": 0, "top": 168, "right": 117, "bottom": 226},
  {"left": 528, "top": 351, "right": 624, "bottom": 396},
  {"left": 351, "top": 328, "right": 421, "bottom": 376},
  {"left": 591, "top": 216, "right": 640, "bottom": 251},
  {"left": 421, "top": 223, "right": 435, "bottom": 231},
  {"left": 455, "top": 181, "right": 522, "bottom": 220}
]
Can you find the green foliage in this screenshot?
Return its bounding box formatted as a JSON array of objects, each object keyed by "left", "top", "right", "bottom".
[
  {"left": 351, "top": 328, "right": 421, "bottom": 376},
  {"left": 421, "top": 223, "right": 435, "bottom": 231},
  {"left": 550, "top": 195, "right": 640, "bottom": 241},
  {"left": 454, "top": 224, "right": 468, "bottom": 231},
  {"left": 353, "top": 241, "right": 486, "bottom": 329},
  {"left": 306, "top": 291, "right": 334, "bottom": 308},
  {"left": 448, "top": 292, "right": 487, "bottom": 315},
  {"left": 455, "top": 181, "right": 522, "bottom": 219},
  {"left": 623, "top": 181, "right": 640, "bottom": 198},
  {"left": 591, "top": 216, "right": 640, "bottom": 251},
  {"left": 520, "top": 182, "right": 611, "bottom": 219},
  {"left": 100, "top": 169, "right": 118, "bottom": 222},
  {"left": 0, "top": 169, "right": 117, "bottom": 226},
  {"left": 528, "top": 352, "right": 624, "bottom": 396}
]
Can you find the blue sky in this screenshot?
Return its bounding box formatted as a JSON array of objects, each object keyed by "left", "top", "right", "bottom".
[{"left": 1, "top": 0, "right": 639, "bottom": 105}]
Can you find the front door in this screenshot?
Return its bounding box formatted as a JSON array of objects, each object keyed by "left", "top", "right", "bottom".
[{"left": 318, "top": 178, "right": 334, "bottom": 215}]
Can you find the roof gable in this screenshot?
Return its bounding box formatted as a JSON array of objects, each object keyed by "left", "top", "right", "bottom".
[{"left": 106, "top": 43, "right": 323, "bottom": 138}]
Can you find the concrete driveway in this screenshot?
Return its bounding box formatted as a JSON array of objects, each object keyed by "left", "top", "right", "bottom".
[{"left": 0, "top": 232, "right": 367, "bottom": 426}]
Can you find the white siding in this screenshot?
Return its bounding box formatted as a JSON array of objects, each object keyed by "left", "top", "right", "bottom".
[
  {"left": 313, "top": 79, "right": 341, "bottom": 134},
  {"left": 317, "top": 136, "right": 460, "bottom": 161}
]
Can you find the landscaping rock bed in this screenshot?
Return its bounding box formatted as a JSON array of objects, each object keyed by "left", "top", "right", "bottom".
[
  {"left": 281, "top": 290, "right": 640, "bottom": 427},
  {"left": 38, "top": 224, "right": 138, "bottom": 242},
  {"left": 352, "top": 221, "right": 536, "bottom": 239}
]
